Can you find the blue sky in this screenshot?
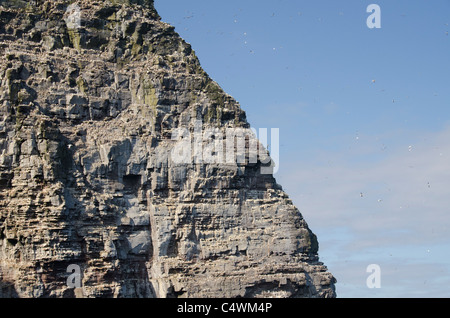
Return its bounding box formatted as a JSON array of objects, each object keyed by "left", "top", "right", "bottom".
[{"left": 155, "top": 0, "right": 450, "bottom": 297}]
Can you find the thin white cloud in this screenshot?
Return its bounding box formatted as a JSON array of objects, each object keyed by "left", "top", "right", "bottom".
[{"left": 277, "top": 125, "right": 450, "bottom": 297}]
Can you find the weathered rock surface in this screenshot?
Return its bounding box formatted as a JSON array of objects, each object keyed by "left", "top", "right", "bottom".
[{"left": 0, "top": 0, "right": 336, "bottom": 298}]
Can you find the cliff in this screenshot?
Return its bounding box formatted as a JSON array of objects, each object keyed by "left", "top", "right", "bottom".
[{"left": 0, "top": 0, "right": 336, "bottom": 297}]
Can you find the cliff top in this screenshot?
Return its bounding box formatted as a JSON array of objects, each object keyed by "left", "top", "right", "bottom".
[{"left": 0, "top": 0, "right": 154, "bottom": 9}]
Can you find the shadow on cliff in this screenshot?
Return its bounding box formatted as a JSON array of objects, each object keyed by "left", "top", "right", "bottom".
[
  {"left": 58, "top": 135, "right": 157, "bottom": 297},
  {"left": 0, "top": 281, "right": 19, "bottom": 298}
]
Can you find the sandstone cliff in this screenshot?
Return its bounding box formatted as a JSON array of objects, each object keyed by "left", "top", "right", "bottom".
[{"left": 0, "top": 0, "right": 336, "bottom": 298}]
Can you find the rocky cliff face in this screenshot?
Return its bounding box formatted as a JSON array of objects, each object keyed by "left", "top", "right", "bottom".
[{"left": 0, "top": 0, "right": 336, "bottom": 298}]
